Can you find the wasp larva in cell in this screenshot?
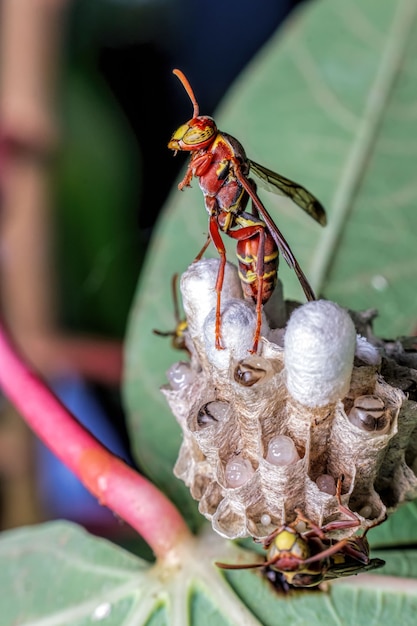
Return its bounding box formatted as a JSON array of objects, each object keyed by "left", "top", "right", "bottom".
[
  {"left": 266, "top": 435, "right": 300, "bottom": 466},
  {"left": 316, "top": 474, "right": 336, "bottom": 495},
  {"left": 166, "top": 362, "right": 195, "bottom": 390},
  {"left": 225, "top": 458, "right": 254, "bottom": 488}
]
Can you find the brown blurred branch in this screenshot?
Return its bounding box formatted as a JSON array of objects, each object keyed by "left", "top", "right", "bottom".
[
  {"left": 0, "top": 0, "right": 123, "bottom": 384},
  {"left": 0, "top": 0, "right": 65, "bottom": 341},
  {"left": 0, "top": 403, "right": 41, "bottom": 529},
  {"left": 0, "top": 0, "right": 65, "bottom": 149}
]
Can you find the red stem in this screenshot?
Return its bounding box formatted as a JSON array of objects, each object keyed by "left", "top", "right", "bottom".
[{"left": 0, "top": 324, "right": 191, "bottom": 558}]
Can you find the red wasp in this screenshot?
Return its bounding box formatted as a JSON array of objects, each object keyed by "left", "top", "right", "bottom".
[
  {"left": 169, "top": 69, "right": 326, "bottom": 353},
  {"left": 153, "top": 273, "right": 189, "bottom": 354},
  {"left": 216, "top": 480, "right": 385, "bottom": 588}
]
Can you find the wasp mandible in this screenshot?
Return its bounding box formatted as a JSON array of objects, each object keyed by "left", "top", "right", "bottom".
[
  {"left": 216, "top": 480, "right": 385, "bottom": 588},
  {"left": 169, "top": 69, "right": 326, "bottom": 353}
]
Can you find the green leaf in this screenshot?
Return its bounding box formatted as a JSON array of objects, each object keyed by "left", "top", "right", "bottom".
[
  {"left": 0, "top": 522, "right": 149, "bottom": 625},
  {"left": 5, "top": 521, "right": 417, "bottom": 626},
  {"left": 224, "top": 566, "right": 417, "bottom": 626},
  {"left": 0, "top": 522, "right": 241, "bottom": 626},
  {"left": 368, "top": 501, "right": 417, "bottom": 548},
  {"left": 373, "top": 550, "right": 417, "bottom": 578},
  {"left": 123, "top": 0, "right": 417, "bottom": 537}
]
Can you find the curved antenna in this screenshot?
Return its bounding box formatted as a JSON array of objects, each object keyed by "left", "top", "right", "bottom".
[
  {"left": 173, "top": 69, "right": 199, "bottom": 118},
  {"left": 215, "top": 560, "right": 264, "bottom": 571}
]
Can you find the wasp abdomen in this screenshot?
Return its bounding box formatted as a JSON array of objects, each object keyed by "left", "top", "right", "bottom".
[{"left": 237, "top": 233, "right": 278, "bottom": 305}]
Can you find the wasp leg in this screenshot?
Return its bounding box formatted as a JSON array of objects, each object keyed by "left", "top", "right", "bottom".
[
  {"left": 302, "top": 538, "right": 350, "bottom": 566},
  {"left": 292, "top": 509, "right": 327, "bottom": 539},
  {"left": 321, "top": 478, "right": 361, "bottom": 534},
  {"left": 208, "top": 215, "right": 227, "bottom": 350},
  {"left": 296, "top": 478, "right": 361, "bottom": 538},
  {"left": 232, "top": 158, "right": 316, "bottom": 301},
  {"left": 194, "top": 233, "right": 211, "bottom": 262}
]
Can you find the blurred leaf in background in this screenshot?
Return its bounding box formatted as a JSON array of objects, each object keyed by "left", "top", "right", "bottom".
[{"left": 55, "top": 66, "right": 142, "bottom": 337}]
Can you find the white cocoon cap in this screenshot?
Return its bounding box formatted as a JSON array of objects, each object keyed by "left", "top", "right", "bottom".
[
  {"left": 284, "top": 300, "right": 356, "bottom": 407},
  {"left": 181, "top": 259, "right": 241, "bottom": 339},
  {"left": 355, "top": 334, "right": 381, "bottom": 365},
  {"left": 204, "top": 299, "right": 260, "bottom": 369}
]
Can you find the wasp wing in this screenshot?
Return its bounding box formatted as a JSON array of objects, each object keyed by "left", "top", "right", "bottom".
[
  {"left": 232, "top": 159, "right": 316, "bottom": 301},
  {"left": 249, "top": 160, "right": 326, "bottom": 226},
  {"left": 322, "top": 557, "right": 386, "bottom": 581}
]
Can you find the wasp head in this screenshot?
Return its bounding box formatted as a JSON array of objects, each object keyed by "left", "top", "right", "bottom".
[
  {"left": 169, "top": 69, "right": 218, "bottom": 153},
  {"left": 168, "top": 115, "right": 217, "bottom": 152},
  {"left": 267, "top": 527, "right": 311, "bottom": 571}
]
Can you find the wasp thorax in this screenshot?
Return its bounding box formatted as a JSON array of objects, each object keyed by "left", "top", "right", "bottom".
[
  {"left": 225, "top": 458, "right": 254, "bottom": 488},
  {"left": 348, "top": 395, "right": 390, "bottom": 433},
  {"left": 266, "top": 435, "right": 300, "bottom": 466}
]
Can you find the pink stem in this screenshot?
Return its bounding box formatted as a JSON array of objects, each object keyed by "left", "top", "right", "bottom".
[{"left": 0, "top": 324, "right": 191, "bottom": 558}]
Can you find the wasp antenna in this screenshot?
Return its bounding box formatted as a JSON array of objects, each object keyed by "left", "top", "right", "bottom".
[
  {"left": 215, "top": 560, "right": 264, "bottom": 570},
  {"left": 173, "top": 69, "right": 199, "bottom": 118}
]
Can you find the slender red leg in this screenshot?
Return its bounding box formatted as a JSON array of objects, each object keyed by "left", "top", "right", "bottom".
[
  {"left": 232, "top": 160, "right": 316, "bottom": 301},
  {"left": 208, "top": 216, "right": 227, "bottom": 350},
  {"left": 178, "top": 163, "right": 194, "bottom": 190},
  {"left": 302, "top": 538, "right": 350, "bottom": 566},
  {"left": 295, "top": 479, "right": 360, "bottom": 539},
  {"left": 319, "top": 479, "right": 360, "bottom": 534},
  {"left": 252, "top": 228, "right": 266, "bottom": 353}
]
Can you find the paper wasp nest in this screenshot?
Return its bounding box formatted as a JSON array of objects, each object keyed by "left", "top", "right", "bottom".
[{"left": 161, "top": 259, "right": 417, "bottom": 540}]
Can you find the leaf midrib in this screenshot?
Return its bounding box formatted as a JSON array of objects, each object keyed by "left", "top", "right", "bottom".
[{"left": 309, "top": 0, "right": 417, "bottom": 292}]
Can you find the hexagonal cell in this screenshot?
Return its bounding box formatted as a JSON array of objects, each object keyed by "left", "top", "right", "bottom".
[{"left": 161, "top": 260, "right": 417, "bottom": 540}]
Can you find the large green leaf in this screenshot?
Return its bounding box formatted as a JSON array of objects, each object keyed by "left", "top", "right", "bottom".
[
  {"left": 0, "top": 522, "right": 149, "bottom": 626},
  {"left": 369, "top": 501, "right": 417, "bottom": 548},
  {"left": 3, "top": 521, "right": 417, "bottom": 626},
  {"left": 124, "top": 0, "right": 417, "bottom": 531}
]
